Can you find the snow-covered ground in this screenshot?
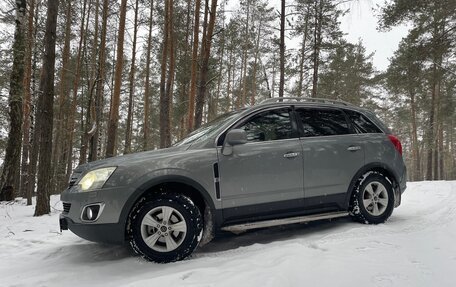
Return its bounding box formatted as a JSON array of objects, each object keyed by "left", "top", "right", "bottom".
[{"left": 1, "top": 181, "right": 455, "bottom": 287}]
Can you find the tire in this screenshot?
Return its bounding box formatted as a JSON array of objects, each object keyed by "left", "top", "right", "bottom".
[
  {"left": 128, "top": 193, "right": 203, "bottom": 263},
  {"left": 349, "top": 172, "right": 395, "bottom": 224}
]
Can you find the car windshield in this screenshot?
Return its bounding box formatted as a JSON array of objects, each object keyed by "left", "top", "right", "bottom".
[{"left": 173, "top": 111, "right": 240, "bottom": 146}]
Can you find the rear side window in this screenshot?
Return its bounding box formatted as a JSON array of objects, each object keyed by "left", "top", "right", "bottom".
[
  {"left": 296, "top": 108, "right": 350, "bottom": 137},
  {"left": 237, "top": 109, "right": 294, "bottom": 142},
  {"left": 345, "top": 110, "right": 382, "bottom": 134}
]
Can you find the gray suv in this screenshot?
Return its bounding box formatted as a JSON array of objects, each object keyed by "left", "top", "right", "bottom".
[{"left": 60, "top": 97, "right": 406, "bottom": 263}]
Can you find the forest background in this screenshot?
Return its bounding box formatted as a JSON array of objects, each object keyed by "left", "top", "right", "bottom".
[{"left": 0, "top": 0, "right": 455, "bottom": 215}]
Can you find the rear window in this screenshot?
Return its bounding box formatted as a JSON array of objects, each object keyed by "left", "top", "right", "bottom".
[
  {"left": 296, "top": 108, "right": 351, "bottom": 137},
  {"left": 345, "top": 110, "right": 382, "bottom": 134}
]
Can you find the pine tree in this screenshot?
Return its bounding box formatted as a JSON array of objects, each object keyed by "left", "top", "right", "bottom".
[
  {"left": 106, "top": 0, "right": 128, "bottom": 157},
  {"left": 0, "top": 0, "right": 27, "bottom": 201},
  {"left": 34, "top": 0, "right": 59, "bottom": 216}
]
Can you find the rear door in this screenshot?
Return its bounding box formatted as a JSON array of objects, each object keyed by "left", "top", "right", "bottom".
[
  {"left": 218, "top": 107, "right": 304, "bottom": 222},
  {"left": 295, "top": 107, "right": 365, "bottom": 209}
]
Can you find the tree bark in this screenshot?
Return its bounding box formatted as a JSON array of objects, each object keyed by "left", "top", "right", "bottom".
[
  {"left": 64, "top": 0, "right": 88, "bottom": 185},
  {"left": 164, "top": 0, "right": 176, "bottom": 147},
  {"left": 20, "top": 0, "right": 36, "bottom": 202},
  {"left": 106, "top": 0, "right": 127, "bottom": 157},
  {"left": 34, "top": 0, "right": 59, "bottom": 216},
  {"left": 187, "top": 0, "right": 202, "bottom": 133},
  {"left": 241, "top": 0, "right": 250, "bottom": 105},
  {"left": 311, "top": 0, "right": 323, "bottom": 98},
  {"left": 0, "top": 0, "right": 26, "bottom": 201},
  {"left": 251, "top": 18, "right": 262, "bottom": 106},
  {"left": 143, "top": 0, "right": 154, "bottom": 150},
  {"left": 159, "top": 0, "right": 171, "bottom": 148},
  {"left": 410, "top": 91, "right": 421, "bottom": 181},
  {"left": 80, "top": 0, "right": 100, "bottom": 164},
  {"left": 195, "top": 0, "right": 218, "bottom": 129},
  {"left": 298, "top": 8, "right": 310, "bottom": 97},
  {"left": 51, "top": 0, "right": 72, "bottom": 195},
  {"left": 90, "top": 0, "right": 109, "bottom": 162},
  {"left": 124, "top": 0, "right": 140, "bottom": 154},
  {"left": 278, "top": 0, "right": 285, "bottom": 98}
]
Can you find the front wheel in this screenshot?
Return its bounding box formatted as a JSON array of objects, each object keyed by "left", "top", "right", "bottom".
[
  {"left": 349, "top": 173, "right": 395, "bottom": 224},
  {"left": 129, "top": 193, "right": 203, "bottom": 263}
]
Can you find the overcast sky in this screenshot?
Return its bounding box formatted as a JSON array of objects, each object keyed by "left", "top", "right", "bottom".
[
  {"left": 339, "top": 0, "right": 410, "bottom": 71},
  {"left": 227, "top": 0, "right": 410, "bottom": 71}
]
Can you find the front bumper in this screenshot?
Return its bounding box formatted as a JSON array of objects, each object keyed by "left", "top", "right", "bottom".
[
  {"left": 60, "top": 185, "right": 134, "bottom": 244},
  {"left": 59, "top": 214, "right": 125, "bottom": 244}
]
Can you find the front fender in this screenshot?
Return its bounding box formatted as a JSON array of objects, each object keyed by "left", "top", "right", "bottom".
[{"left": 117, "top": 172, "right": 217, "bottom": 242}]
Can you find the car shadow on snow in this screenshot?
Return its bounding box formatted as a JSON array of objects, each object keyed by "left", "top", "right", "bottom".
[
  {"left": 58, "top": 217, "right": 354, "bottom": 264},
  {"left": 196, "top": 217, "right": 354, "bottom": 255}
]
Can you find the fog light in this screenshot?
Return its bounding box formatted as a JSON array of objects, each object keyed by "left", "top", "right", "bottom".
[
  {"left": 81, "top": 203, "right": 103, "bottom": 222},
  {"left": 86, "top": 207, "right": 94, "bottom": 220}
]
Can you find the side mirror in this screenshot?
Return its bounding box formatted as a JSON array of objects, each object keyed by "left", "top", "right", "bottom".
[
  {"left": 225, "top": 129, "right": 247, "bottom": 146},
  {"left": 222, "top": 129, "right": 247, "bottom": 156}
]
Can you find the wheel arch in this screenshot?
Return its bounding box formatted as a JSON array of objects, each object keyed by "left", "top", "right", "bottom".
[
  {"left": 120, "top": 175, "right": 216, "bottom": 241},
  {"left": 344, "top": 162, "right": 400, "bottom": 209}
]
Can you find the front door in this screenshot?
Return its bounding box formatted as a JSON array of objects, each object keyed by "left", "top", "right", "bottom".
[{"left": 217, "top": 108, "right": 304, "bottom": 222}]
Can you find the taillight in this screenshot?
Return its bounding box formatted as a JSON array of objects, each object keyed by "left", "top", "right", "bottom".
[{"left": 388, "top": 134, "right": 402, "bottom": 155}]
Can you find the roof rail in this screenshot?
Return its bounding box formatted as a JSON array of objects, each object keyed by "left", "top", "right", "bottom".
[{"left": 260, "top": 97, "right": 355, "bottom": 107}]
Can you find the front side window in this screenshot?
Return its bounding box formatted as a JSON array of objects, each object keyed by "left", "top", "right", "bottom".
[
  {"left": 237, "top": 109, "right": 294, "bottom": 142},
  {"left": 297, "top": 108, "right": 350, "bottom": 137}
]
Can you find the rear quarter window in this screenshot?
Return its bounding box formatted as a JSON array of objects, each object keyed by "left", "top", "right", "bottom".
[{"left": 345, "top": 110, "right": 382, "bottom": 134}]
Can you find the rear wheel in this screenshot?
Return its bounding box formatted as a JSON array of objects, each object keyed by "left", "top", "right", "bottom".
[
  {"left": 349, "top": 173, "right": 395, "bottom": 224},
  {"left": 129, "top": 193, "right": 203, "bottom": 263}
]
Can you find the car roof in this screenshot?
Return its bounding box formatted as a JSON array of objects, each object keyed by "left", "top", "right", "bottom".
[{"left": 245, "top": 97, "right": 368, "bottom": 114}]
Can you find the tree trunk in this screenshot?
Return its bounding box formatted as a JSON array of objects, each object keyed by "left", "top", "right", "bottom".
[
  {"left": 90, "top": 0, "right": 109, "bottom": 162},
  {"left": 164, "top": 0, "right": 176, "bottom": 147},
  {"left": 251, "top": 19, "right": 262, "bottom": 106},
  {"left": 278, "top": 0, "right": 285, "bottom": 98},
  {"left": 80, "top": 0, "right": 99, "bottom": 164},
  {"left": 159, "top": 0, "right": 171, "bottom": 148},
  {"left": 20, "top": 0, "right": 36, "bottom": 201},
  {"left": 426, "top": 61, "right": 439, "bottom": 180},
  {"left": 187, "top": 0, "right": 202, "bottom": 133},
  {"left": 311, "top": 0, "right": 323, "bottom": 98},
  {"left": 195, "top": 0, "right": 218, "bottom": 129},
  {"left": 241, "top": 0, "right": 250, "bottom": 105},
  {"left": 124, "top": 0, "right": 140, "bottom": 154},
  {"left": 64, "top": 0, "right": 88, "bottom": 186},
  {"left": 410, "top": 91, "right": 421, "bottom": 181},
  {"left": 0, "top": 0, "right": 26, "bottom": 201},
  {"left": 25, "top": 2, "right": 42, "bottom": 205},
  {"left": 51, "top": 0, "right": 72, "bottom": 195},
  {"left": 212, "top": 14, "right": 225, "bottom": 119},
  {"left": 34, "top": 0, "right": 59, "bottom": 216},
  {"left": 297, "top": 8, "right": 310, "bottom": 97},
  {"left": 143, "top": 0, "right": 154, "bottom": 150},
  {"left": 106, "top": 0, "right": 127, "bottom": 157}
]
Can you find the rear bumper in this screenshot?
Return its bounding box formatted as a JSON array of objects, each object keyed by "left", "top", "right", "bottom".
[
  {"left": 59, "top": 214, "right": 125, "bottom": 244},
  {"left": 394, "top": 166, "right": 406, "bottom": 208}
]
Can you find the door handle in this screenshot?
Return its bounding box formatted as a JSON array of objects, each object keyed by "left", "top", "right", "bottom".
[
  {"left": 283, "top": 152, "right": 299, "bottom": 158},
  {"left": 347, "top": 146, "right": 362, "bottom": 152}
]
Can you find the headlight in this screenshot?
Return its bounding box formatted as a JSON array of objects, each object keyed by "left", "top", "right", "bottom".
[{"left": 78, "top": 167, "right": 116, "bottom": 191}]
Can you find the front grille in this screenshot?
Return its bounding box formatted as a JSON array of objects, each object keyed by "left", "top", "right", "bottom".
[{"left": 63, "top": 202, "right": 71, "bottom": 214}]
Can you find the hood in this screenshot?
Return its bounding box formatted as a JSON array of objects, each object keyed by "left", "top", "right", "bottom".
[{"left": 73, "top": 145, "right": 190, "bottom": 174}]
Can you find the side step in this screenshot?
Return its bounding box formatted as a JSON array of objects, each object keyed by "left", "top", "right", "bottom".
[{"left": 221, "top": 211, "right": 349, "bottom": 233}]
